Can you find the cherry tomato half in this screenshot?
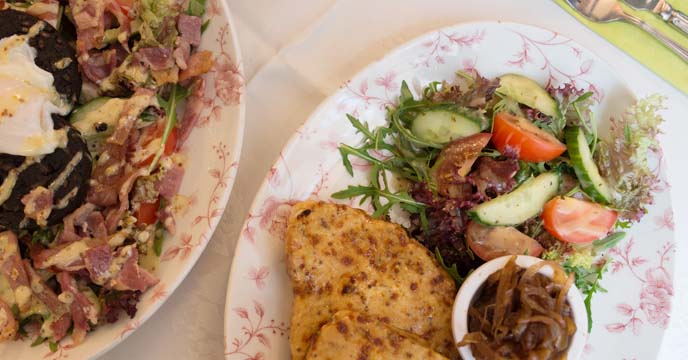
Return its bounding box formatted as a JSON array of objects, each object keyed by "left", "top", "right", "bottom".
[
  {"left": 492, "top": 112, "right": 566, "bottom": 162},
  {"left": 541, "top": 196, "right": 618, "bottom": 244}
]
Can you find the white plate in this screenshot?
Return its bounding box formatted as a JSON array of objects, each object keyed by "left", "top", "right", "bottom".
[
  {"left": 224, "top": 22, "right": 675, "bottom": 360},
  {"left": 0, "top": 1, "right": 245, "bottom": 358}
]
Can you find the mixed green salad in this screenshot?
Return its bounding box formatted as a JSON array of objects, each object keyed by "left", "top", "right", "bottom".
[{"left": 334, "top": 71, "right": 665, "bottom": 331}]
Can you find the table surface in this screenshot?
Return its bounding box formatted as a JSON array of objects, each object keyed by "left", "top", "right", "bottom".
[{"left": 101, "top": 0, "right": 688, "bottom": 358}]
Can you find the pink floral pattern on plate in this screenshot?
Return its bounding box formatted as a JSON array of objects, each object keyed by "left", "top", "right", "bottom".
[
  {"left": 0, "top": 3, "right": 245, "bottom": 359},
  {"left": 224, "top": 22, "right": 674, "bottom": 360}
]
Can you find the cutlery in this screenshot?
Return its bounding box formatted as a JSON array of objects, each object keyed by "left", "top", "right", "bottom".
[
  {"left": 624, "top": 0, "right": 688, "bottom": 35},
  {"left": 565, "top": 0, "right": 688, "bottom": 62}
]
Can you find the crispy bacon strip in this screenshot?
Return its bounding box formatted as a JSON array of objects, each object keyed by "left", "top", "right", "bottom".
[
  {"left": 56, "top": 272, "right": 99, "bottom": 346},
  {"left": 109, "top": 245, "right": 158, "bottom": 292},
  {"left": 57, "top": 203, "right": 96, "bottom": 244},
  {"left": 104, "top": 167, "right": 149, "bottom": 234},
  {"left": 21, "top": 186, "right": 53, "bottom": 227},
  {"left": 88, "top": 89, "right": 154, "bottom": 208},
  {"left": 0, "top": 231, "right": 31, "bottom": 312},
  {"left": 0, "top": 299, "right": 17, "bottom": 342},
  {"left": 22, "top": 260, "right": 71, "bottom": 341}
]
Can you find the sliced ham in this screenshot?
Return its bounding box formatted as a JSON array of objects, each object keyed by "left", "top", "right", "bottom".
[
  {"left": 83, "top": 243, "right": 112, "bottom": 285},
  {"left": 108, "top": 88, "right": 155, "bottom": 146},
  {"left": 0, "top": 232, "right": 31, "bottom": 312},
  {"left": 56, "top": 272, "right": 99, "bottom": 345},
  {"left": 109, "top": 245, "right": 158, "bottom": 292},
  {"left": 57, "top": 203, "right": 96, "bottom": 244},
  {"left": 0, "top": 299, "right": 17, "bottom": 341},
  {"left": 155, "top": 164, "right": 185, "bottom": 200},
  {"left": 104, "top": 168, "right": 148, "bottom": 234},
  {"left": 177, "top": 14, "right": 202, "bottom": 47},
  {"left": 173, "top": 38, "right": 191, "bottom": 70},
  {"left": 136, "top": 47, "right": 174, "bottom": 71},
  {"left": 21, "top": 186, "right": 53, "bottom": 227},
  {"left": 70, "top": 0, "right": 106, "bottom": 53},
  {"left": 83, "top": 212, "right": 108, "bottom": 239},
  {"left": 33, "top": 240, "right": 91, "bottom": 271},
  {"left": 22, "top": 261, "right": 71, "bottom": 342},
  {"left": 89, "top": 90, "right": 154, "bottom": 210},
  {"left": 82, "top": 49, "right": 118, "bottom": 83}
]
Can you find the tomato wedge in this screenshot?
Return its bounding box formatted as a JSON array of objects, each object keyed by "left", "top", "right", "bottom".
[
  {"left": 541, "top": 196, "right": 618, "bottom": 244},
  {"left": 134, "top": 127, "right": 178, "bottom": 167},
  {"left": 466, "top": 221, "right": 543, "bottom": 261},
  {"left": 491, "top": 112, "right": 566, "bottom": 162},
  {"left": 136, "top": 199, "right": 160, "bottom": 226}
]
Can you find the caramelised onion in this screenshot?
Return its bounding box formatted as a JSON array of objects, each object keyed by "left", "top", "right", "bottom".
[{"left": 457, "top": 256, "right": 576, "bottom": 359}]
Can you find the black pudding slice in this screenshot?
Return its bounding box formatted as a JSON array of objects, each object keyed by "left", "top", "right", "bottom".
[
  {"left": 0, "top": 9, "right": 81, "bottom": 105},
  {"left": 0, "top": 10, "right": 92, "bottom": 231},
  {"left": 0, "top": 122, "right": 93, "bottom": 231}
]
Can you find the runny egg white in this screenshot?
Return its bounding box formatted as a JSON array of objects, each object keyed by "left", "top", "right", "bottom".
[{"left": 0, "top": 33, "right": 71, "bottom": 157}]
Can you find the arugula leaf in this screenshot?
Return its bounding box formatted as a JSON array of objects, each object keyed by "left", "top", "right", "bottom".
[
  {"left": 592, "top": 232, "right": 626, "bottom": 252},
  {"left": 201, "top": 19, "right": 211, "bottom": 33},
  {"left": 31, "top": 336, "right": 47, "bottom": 347},
  {"left": 32, "top": 227, "right": 55, "bottom": 247},
  {"left": 563, "top": 258, "right": 608, "bottom": 332},
  {"left": 49, "top": 341, "right": 58, "bottom": 353},
  {"left": 186, "top": 0, "right": 206, "bottom": 17},
  {"left": 435, "top": 247, "right": 465, "bottom": 286},
  {"left": 153, "top": 221, "right": 166, "bottom": 257},
  {"left": 149, "top": 84, "right": 191, "bottom": 172},
  {"left": 331, "top": 185, "right": 425, "bottom": 219}
]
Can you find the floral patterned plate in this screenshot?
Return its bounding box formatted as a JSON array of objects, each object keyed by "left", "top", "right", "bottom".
[
  {"left": 0, "top": 1, "right": 244, "bottom": 359},
  {"left": 224, "top": 22, "right": 674, "bottom": 360}
]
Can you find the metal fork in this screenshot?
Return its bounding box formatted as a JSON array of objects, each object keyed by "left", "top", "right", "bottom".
[{"left": 565, "top": 0, "right": 688, "bottom": 62}]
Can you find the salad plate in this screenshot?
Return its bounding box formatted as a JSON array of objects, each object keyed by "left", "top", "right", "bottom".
[
  {"left": 224, "top": 21, "right": 674, "bottom": 359},
  {"left": 0, "top": 0, "right": 244, "bottom": 358}
]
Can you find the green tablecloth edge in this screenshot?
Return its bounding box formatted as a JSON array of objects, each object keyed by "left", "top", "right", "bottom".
[{"left": 553, "top": 0, "right": 688, "bottom": 94}]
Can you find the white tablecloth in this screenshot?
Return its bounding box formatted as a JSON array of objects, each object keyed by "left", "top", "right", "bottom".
[{"left": 101, "top": 0, "right": 688, "bottom": 358}]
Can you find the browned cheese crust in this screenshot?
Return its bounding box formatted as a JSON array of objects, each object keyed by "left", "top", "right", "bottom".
[
  {"left": 285, "top": 201, "right": 458, "bottom": 360},
  {"left": 305, "top": 310, "right": 449, "bottom": 360}
]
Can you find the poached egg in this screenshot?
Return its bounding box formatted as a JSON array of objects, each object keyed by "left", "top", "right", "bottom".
[{"left": 0, "top": 30, "right": 71, "bottom": 156}]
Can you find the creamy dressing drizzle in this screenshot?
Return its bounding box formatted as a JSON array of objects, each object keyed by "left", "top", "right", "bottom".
[
  {"left": 0, "top": 156, "right": 40, "bottom": 206},
  {"left": 54, "top": 186, "right": 78, "bottom": 210},
  {"left": 48, "top": 151, "right": 83, "bottom": 193}
]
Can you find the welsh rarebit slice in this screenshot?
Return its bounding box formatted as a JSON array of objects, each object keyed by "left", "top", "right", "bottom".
[
  {"left": 305, "top": 310, "right": 449, "bottom": 360},
  {"left": 285, "top": 201, "right": 458, "bottom": 360}
]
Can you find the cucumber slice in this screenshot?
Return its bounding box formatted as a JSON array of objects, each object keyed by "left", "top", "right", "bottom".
[
  {"left": 70, "top": 97, "right": 126, "bottom": 139},
  {"left": 566, "top": 126, "right": 612, "bottom": 204},
  {"left": 410, "top": 108, "right": 482, "bottom": 145},
  {"left": 468, "top": 172, "right": 560, "bottom": 226},
  {"left": 496, "top": 74, "right": 560, "bottom": 118}
]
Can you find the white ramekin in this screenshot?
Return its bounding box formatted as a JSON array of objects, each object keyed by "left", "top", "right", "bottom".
[{"left": 452, "top": 255, "right": 588, "bottom": 360}]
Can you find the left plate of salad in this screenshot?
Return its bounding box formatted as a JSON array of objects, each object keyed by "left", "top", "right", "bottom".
[{"left": 0, "top": 0, "right": 244, "bottom": 358}]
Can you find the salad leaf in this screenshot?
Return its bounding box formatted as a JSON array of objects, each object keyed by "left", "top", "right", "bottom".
[
  {"left": 138, "top": 0, "right": 180, "bottom": 47},
  {"left": 434, "top": 247, "right": 465, "bottom": 286},
  {"left": 148, "top": 84, "right": 191, "bottom": 172},
  {"left": 153, "top": 221, "right": 166, "bottom": 257},
  {"left": 592, "top": 231, "right": 626, "bottom": 252},
  {"left": 331, "top": 184, "right": 426, "bottom": 219},
  {"left": 186, "top": 0, "right": 206, "bottom": 17},
  {"left": 595, "top": 95, "right": 665, "bottom": 221},
  {"left": 563, "top": 257, "right": 608, "bottom": 333}
]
